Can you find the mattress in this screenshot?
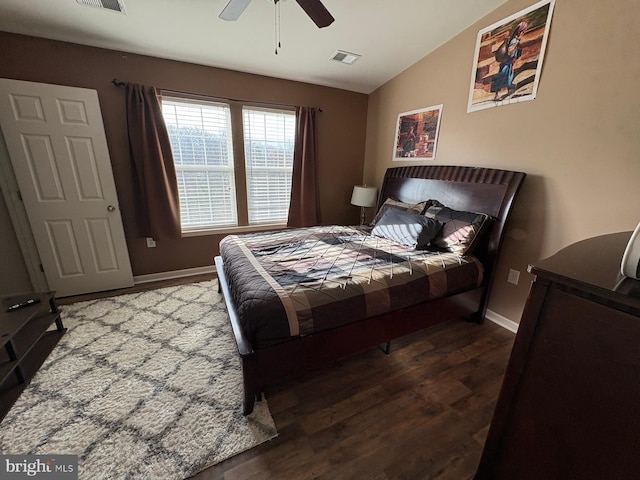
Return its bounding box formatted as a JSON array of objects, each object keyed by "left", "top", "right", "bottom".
[{"left": 219, "top": 225, "right": 484, "bottom": 347}]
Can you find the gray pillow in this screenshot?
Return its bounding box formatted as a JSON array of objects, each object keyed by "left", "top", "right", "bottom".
[
  {"left": 423, "top": 205, "right": 491, "bottom": 255},
  {"left": 371, "top": 207, "right": 443, "bottom": 249},
  {"left": 370, "top": 198, "right": 429, "bottom": 226}
]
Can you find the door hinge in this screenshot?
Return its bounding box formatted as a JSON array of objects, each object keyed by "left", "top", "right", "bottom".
[
  {"left": 39, "top": 264, "right": 44, "bottom": 273},
  {"left": 17, "top": 190, "right": 23, "bottom": 201}
]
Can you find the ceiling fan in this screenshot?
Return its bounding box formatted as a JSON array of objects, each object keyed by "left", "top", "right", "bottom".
[{"left": 219, "top": 0, "right": 335, "bottom": 28}]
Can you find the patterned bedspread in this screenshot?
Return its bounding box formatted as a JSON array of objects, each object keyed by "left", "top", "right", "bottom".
[{"left": 219, "top": 225, "right": 483, "bottom": 347}]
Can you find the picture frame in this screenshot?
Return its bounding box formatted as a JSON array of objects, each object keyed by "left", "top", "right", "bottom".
[
  {"left": 392, "top": 104, "right": 443, "bottom": 161},
  {"left": 467, "top": 0, "right": 555, "bottom": 113}
]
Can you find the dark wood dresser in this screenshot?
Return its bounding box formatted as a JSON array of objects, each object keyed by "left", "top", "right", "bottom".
[{"left": 475, "top": 232, "right": 640, "bottom": 480}]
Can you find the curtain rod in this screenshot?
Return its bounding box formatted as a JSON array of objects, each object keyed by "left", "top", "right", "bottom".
[{"left": 111, "top": 79, "right": 322, "bottom": 112}]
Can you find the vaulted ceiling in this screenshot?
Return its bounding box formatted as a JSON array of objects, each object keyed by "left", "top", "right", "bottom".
[{"left": 0, "top": 0, "right": 507, "bottom": 93}]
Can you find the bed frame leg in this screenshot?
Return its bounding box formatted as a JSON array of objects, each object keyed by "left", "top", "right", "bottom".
[
  {"left": 242, "top": 356, "right": 259, "bottom": 415},
  {"left": 379, "top": 341, "right": 391, "bottom": 355},
  {"left": 243, "top": 388, "right": 256, "bottom": 415},
  {"left": 466, "top": 311, "right": 484, "bottom": 324},
  {"left": 242, "top": 390, "right": 264, "bottom": 415}
]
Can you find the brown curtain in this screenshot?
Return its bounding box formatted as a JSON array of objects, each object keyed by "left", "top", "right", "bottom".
[
  {"left": 287, "top": 106, "right": 320, "bottom": 227},
  {"left": 124, "top": 83, "right": 181, "bottom": 240}
]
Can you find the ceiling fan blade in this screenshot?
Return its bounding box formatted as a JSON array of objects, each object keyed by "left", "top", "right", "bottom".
[
  {"left": 295, "top": 0, "right": 335, "bottom": 28},
  {"left": 219, "top": 0, "right": 253, "bottom": 21}
]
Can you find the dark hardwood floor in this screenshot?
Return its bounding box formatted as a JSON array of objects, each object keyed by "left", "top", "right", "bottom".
[
  {"left": 56, "top": 275, "right": 515, "bottom": 479},
  {"left": 193, "top": 316, "right": 515, "bottom": 480}
]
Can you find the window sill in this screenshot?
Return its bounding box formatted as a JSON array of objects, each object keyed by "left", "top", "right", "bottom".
[{"left": 181, "top": 223, "right": 288, "bottom": 238}]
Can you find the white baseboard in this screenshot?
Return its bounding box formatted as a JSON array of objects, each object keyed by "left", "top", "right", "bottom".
[
  {"left": 485, "top": 309, "right": 519, "bottom": 333},
  {"left": 133, "top": 265, "right": 216, "bottom": 285}
]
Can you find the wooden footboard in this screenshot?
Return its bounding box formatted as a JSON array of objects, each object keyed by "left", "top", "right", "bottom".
[
  {"left": 216, "top": 254, "right": 484, "bottom": 414},
  {"left": 214, "top": 255, "right": 257, "bottom": 414}
]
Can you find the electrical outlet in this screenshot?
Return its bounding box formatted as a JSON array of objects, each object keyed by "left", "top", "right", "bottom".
[
  {"left": 507, "top": 268, "right": 520, "bottom": 285},
  {"left": 146, "top": 237, "right": 156, "bottom": 248}
]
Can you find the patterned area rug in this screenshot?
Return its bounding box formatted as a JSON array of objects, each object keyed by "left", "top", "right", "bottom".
[{"left": 0, "top": 280, "right": 277, "bottom": 479}]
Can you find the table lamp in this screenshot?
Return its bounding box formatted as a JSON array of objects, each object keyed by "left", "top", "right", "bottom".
[{"left": 350, "top": 185, "right": 377, "bottom": 225}]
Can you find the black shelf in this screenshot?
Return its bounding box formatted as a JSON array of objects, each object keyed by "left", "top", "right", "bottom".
[{"left": 0, "top": 292, "right": 65, "bottom": 422}]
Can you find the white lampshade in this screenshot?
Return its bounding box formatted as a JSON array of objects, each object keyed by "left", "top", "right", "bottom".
[{"left": 350, "top": 185, "right": 377, "bottom": 208}]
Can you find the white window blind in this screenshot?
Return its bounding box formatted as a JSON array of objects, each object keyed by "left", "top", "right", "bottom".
[
  {"left": 162, "top": 97, "right": 237, "bottom": 229},
  {"left": 242, "top": 106, "right": 295, "bottom": 225}
]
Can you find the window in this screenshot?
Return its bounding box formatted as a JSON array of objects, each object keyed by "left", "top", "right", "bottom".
[
  {"left": 243, "top": 107, "right": 295, "bottom": 224},
  {"left": 162, "top": 98, "right": 237, "bottom": 229},
  {"left": 162, "top": 96, "right": 295, "bottom": 232}
]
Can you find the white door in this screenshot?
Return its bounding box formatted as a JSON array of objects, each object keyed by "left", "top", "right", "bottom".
[{"left": 0, "top": 79, "right": 133, "bottom": 297}]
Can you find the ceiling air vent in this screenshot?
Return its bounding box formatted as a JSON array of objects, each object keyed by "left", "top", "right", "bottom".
[
  {"left": 76, "top": 0, "right": 126, "bottom": 14},
  {"left": 330, "top": 50, "right": 361, "bottom": 65}
]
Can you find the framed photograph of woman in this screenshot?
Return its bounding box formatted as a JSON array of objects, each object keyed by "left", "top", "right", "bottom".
[
  {"left": 467, "top": 0, "right": 555, "bottom": 113},
  {"left": 392, "top": 104, "right": 443, "bottom": 161}
]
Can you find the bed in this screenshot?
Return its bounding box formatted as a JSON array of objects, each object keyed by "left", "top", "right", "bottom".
[{"left": 214, "top": 165, "right": 525, "bottom": 414}]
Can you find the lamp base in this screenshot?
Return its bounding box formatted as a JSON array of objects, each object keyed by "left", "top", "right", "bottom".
[{"left": 360, "top": 206, "right": 366, "bottom": 225}]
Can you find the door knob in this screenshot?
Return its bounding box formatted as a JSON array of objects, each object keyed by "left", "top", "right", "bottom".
[{"left": 107, "top": 205, "right": 116, "bottom": 212}]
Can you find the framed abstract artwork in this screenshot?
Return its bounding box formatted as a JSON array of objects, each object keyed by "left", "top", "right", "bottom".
[
  {"left": 467, "top": 0, "right": 555, "bottom": 112},
  {"left": 392, "top": 104, "right": 443, "bottom": 161}
]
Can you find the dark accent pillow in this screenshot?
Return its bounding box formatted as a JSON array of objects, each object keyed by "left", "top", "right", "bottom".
[
  {"left": 423, "top": 205, "right": 492, "bottom": 255},
  {"left": 370, "top": 198, "right": 429, "bottom": 227},
  {"left": 371, "top": 207, "right": 443, "bottom": 249}
]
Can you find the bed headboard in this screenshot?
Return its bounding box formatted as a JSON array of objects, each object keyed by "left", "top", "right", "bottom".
[{"left": 378, "top": 165, "right": 526, "bottom": 299}]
